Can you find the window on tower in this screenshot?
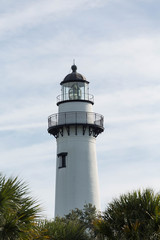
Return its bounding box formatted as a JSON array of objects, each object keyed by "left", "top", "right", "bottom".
[{"left": 57, "top": 152, "right": 68, "bottom": 168}]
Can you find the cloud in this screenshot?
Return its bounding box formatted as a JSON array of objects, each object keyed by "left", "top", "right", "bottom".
[
  {"left": 82, "top": 36, "right": 160, "bottom": 85},
  {"left": 2, "top": 33, "right": 160, "bottom": 96},
  {"left": 96, "top": 84, "right": 160, "bottom": 107},
  {"left": 0, "top": 0, "right": 108, "bottom": 37},
  {"left": 0, "top": 139, "right": 56, "bottom": 218},
  {"left": 0, "top": 141, "right": 54, "bottom": 166},
  {"left": 99, "top": 152, "right": 160, "bottom": 211},
  {"left": 95, "top": 84, "right": 160, "bottom": 155},
  {"left": 95, "top": 85, "right": 160, "bottom": 130}
]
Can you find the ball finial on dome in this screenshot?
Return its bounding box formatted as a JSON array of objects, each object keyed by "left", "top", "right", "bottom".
[{"left": 71, "top": 64, "right": 77, "bottom": 72}]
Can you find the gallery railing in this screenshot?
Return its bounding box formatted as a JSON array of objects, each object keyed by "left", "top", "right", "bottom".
[
  {"left": 56, "top": 93, "right": 94, "bottom": 104},
  {"left": 48, "top": 111, "right": 104, "bottom": 129}
]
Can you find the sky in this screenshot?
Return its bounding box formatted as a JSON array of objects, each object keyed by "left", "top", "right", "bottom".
[{"left": 0, "top": 0, "right": 160, "bottom": 219}]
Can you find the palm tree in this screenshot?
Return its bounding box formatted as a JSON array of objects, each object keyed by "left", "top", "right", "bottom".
[
  {"left": 94, "top": 189, "right": 160, "bottom": 239},
  {"left": 0, "top": 174, "right": 41, "bottom": 239}
]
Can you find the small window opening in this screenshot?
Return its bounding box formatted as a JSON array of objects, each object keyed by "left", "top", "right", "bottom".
[{"left": 57, "top": 152, "right": 68, "bottom": 168}]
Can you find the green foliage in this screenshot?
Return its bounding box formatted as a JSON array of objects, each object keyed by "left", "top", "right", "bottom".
[
  {"left": 37, "top": 217, "right": 89, "bottom": 240},
  {"left": 97, "top": 189, "right": 160, "bottom": 240},
  {"left": 36, "top": 204, "right": 98, "bottom": 240},
  {"left": 0, "top": 174, "right": 41, "bottom": 240},
  {"left": 65, "top": 203, "right": 98, "bottom": 238},
  {"left": 1, "top": 173, "right": 160, "bottom": 240}
]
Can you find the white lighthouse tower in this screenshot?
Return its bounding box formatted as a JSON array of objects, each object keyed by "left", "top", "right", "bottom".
[{"left": 48, "top": 64, "right": 104, "bottom": 217}]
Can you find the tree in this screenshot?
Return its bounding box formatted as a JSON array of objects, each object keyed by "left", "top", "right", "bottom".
[
  {"left": 65, "top": 203, "right": 98, "bottom": 238},
  {"left": 0, "top": 174, "right": 41, "bottom": 239},
  {"left": 37, "top": 204, "right": 98, "bottom": 240},
  {"left": 94, "top": 189, "right": 160, "bottom": 240},
  {"left": 36, "top": 217, "right": 90, "bottom": 240}
]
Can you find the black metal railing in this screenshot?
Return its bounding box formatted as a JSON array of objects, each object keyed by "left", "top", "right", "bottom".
[
  {"left": 56, "top": 93, "right": 94, "bottom": 104},
  {"left": 48, "top": 111, "right": 104, "bottom": 129}
]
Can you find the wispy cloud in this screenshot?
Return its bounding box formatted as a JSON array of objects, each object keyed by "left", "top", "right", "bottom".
[
  {"left": 0, "top": 0, "right": 108, "bottom": 37},
  {"left": 1, "top": 140, "right": 56, "bottom": 218}
]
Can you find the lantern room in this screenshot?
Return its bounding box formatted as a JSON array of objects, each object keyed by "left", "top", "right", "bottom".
[{"left": 57, "top": 65, "right": 94, "bottom": 105}]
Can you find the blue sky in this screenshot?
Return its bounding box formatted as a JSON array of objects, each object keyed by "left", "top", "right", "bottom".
[{"left": 1, "top": 0, "right": 160, "bottom": 218}]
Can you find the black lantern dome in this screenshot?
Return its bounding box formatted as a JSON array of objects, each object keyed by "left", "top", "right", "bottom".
[{"left": 60, "top": 65, "right": 89, "bottom": 85}]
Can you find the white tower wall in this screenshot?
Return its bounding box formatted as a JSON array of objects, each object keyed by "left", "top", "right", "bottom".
[
  {"left": 58, "top": 101, "right": 93, "bottom": 113},
  {"left": 55, "top": 123, "right": 100, "bottom": 217}
]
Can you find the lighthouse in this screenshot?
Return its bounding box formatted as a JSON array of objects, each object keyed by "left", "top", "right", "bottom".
[{"left": 48, "top": 64, "right": 104, "bottom": 217}]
